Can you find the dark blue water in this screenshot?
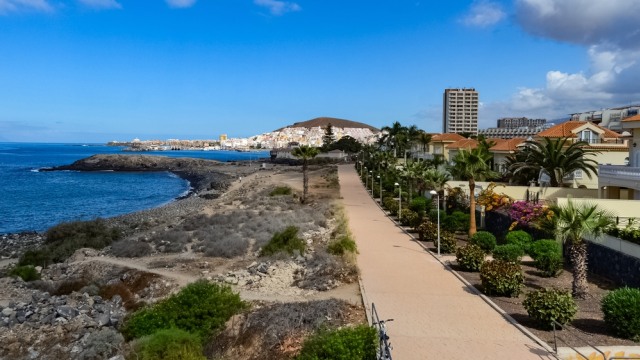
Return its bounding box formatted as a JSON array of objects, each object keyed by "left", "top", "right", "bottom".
[{"left": 0, "top": 143, "right": 269, "bottom": 234}]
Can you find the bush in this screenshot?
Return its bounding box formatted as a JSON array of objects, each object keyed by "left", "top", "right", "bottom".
[
  {"left": 9, "top": 265, "right": 40, "bottom": 282},
  {"left": 492, "top": 244, "right": 524, "bottom": 263},
  {"left": 455, "top": 244, "right": 485, "bottom": 272},
  {"left": 470, "top": 231, "right": 497, "bottom": 253},
  {"left": 504, "top": 230, "right": 533, "bottom": 252},
  {"left": 327, "top": 235, "right": 357, "bottom": 255},
  {"left": 480, "top": 260, "right": 523, "bottom": 297},
  {"left": 528, "top": 239, "right": 561, "bottom": 260},
  {"left": 400, "top": 209, "right": 420, "bottom": 228},
  {"left": 523, "top": 288, "right": 577, "bottom": 329},
  {"left": 535, "top": 252, "right": 564, "bottom": 277},
  {"left": 409, "top": 197, "right": 429, "bottom": 215},
  {"left": 134, "top": 328, "right": 205, "bottom": 360},
  {"left": 18, "top": 249, "right": 51, "bottom": 268},
  {"left": 438, "top": 231, "right": 458, "bottom": 254},
  {"left": 270, "top": 186, "right": 292, "bottom": 196},
  {"left": 260, "top": 226, "right": 306, "bottom": 256},
  {"left": 442, "top": 211, "right": 470, "bottom": 232},
  {"left": 111, "top": 240, "right": 153, "bottom": 258},
  {"left": 78, "top": 328, "right": 124, "bottom": 360},
  {"left": 601, "top": 287, "right": 640, "bottom": 341},
  {"left": 383, "top": 197, "right": 399, "bottom": 216},
  {"left": 296, "top": 325, "right": 376, "bottom": 360},
  {"left": 417, "top": 219, "right": 438, "bottom": 241},
  {"left": 122, "top": 280, "right": 247, "bottom": 340}
]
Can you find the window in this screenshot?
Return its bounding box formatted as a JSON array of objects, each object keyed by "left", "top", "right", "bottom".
[
  {"left": 579, "top": 130, "right": 598, "bottom": 144},
  {"left": 574, "top": 170, "right": 583, "bottom": 179}
]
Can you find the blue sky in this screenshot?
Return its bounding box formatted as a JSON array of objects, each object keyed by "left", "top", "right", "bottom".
[{"left": 1, "top": 0, "right": 639, "bottom": 142}]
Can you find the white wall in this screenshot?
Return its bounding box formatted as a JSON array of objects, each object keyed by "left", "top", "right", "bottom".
[
  {"left": 446, "top": 181, "right": 598, "bottom": 202},
  {"left": 557, "top": 197, "right": 640, "bottom": 219}
]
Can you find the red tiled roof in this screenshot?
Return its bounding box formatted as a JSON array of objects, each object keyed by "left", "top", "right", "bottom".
[
  {"left": 432, "top": 133, "right": 465, "bottom": 142},
  {"left": 537, "top": 121, "right": 620, "bottom": 138},
  {"left": 622, "top": 114, "right": 640, "bottom": 122},
  {"left": 446, "top": 138, "right": 478, "bottom": 149},
  {"left": 490, "top": 138, "right": 526, "bottom": 152}
]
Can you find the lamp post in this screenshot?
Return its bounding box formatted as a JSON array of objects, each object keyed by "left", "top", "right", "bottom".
[
  {"left": 362, "top": 166, "right": 366, "bottom": 182},
  {"left": 430, "top": 190, "right": 441, "bottom": 256},
  {"left": 377, "top": 175, "right": 382, "bottom": 203},
  {"left": 395, "top": 182, "right": 401, "bottom": 220},
  {"left": 369, "top": 171, "right": 373, "bottom": 194}
]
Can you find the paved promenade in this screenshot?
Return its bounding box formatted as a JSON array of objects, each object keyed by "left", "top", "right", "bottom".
[{"left": 338, "top": 165, "right": 554, "bottom": 360}]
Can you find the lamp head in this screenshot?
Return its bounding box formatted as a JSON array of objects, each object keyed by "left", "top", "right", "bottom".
[
  {"left": 394, "top": 182, "right": 399, "bottom": 186},
  {"left": 429, "top": 190, "right": 437, "bottom": 195}
]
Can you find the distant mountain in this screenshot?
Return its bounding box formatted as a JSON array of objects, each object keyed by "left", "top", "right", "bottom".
[{"left": 277, "top": 117, "right": 380, "bottom": 132}]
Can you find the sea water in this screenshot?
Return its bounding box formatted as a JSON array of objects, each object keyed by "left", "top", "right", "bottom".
[{"left": 0, "top": 143, "right": 269, "bottom": 234}]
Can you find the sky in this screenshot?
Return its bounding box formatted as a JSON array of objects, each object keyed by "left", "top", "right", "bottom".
[{"left": 1, "top": 0, "right": 640, "bottom": 142}]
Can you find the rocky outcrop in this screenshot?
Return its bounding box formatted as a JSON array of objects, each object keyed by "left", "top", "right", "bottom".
[{"left": 0, "top": 232, "right": 44, "bottom": 259}]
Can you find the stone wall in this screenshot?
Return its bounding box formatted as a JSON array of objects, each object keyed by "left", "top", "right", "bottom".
[{"left": 587, "top": 241, "right": 640, "bottom": 288}]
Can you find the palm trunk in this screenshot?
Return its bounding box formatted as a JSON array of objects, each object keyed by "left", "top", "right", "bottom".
[
  {"left": 302, "top": 160, "right": 309, "bottom": 204},
  {"left": 570, "top": 241, "right": 589, "bottom": 298},
  {"left": 469, "top": 179, "right": 477, "bottom": 236}
]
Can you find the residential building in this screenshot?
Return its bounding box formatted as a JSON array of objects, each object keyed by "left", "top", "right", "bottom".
[
  {"left": 497, "top": 117, "right": 547, "bottom": 128},
  {"left": 443, "top": 88, "right": 478, "bottom": 135},
  {"left": 478, "top": 125, "right": 549, "bottom": 139},
  {"left": 599, "top": 114, "right": 640, "bottom": 200},
  {"left": 570, "top": 105, "right": 640, "bottom": 131},
  {"left": 429, "top": 133, "right": 465, "bottom": 160}
]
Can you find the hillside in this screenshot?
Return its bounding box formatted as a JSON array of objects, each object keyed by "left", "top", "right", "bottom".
[{"left": 277, "top": 117, "right": 380, "bottom": 132}]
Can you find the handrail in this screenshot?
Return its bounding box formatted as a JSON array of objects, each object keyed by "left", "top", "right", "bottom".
[{"left": 552, "top": 320, "right": 606, "bottom": 359}]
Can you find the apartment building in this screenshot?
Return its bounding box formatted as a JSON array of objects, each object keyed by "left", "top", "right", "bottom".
[{"left": 443, "top": 88, "right": 478, "bottom": 135}]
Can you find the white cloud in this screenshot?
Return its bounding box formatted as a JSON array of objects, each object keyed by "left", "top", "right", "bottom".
[
  {"left": 461, "top": 1, "right": 506, "bottom": 27},
  {"left": 0, "top": 0, "right": 53, "bottom": 14},
  {"left": 77, "top": 0, "right": 121, "bottom": 9},
  {"left": 165, "top": 0, "right": 196, "bottom": 8},
  {"left": 254, "top": 0, "right": 300, "bottom": 16}
]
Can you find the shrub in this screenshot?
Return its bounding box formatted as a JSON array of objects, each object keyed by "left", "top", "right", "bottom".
[
  {"left": 260, "top": 226, "right": 306, "bottom": 256},
  {"left": 122, "top": 280, "right": 247, "bottom": 340},
  {"left": 480, "top": 260, "right": 523, "bottom": 297},
  {"left": 492, "top": 244, "right": 524, "bottom": 263},
  {"left": 151, "top": 230, "right": 191, "bottom": 253},
  {"left": 296, "top": 325, "right": 376, "bottom": 360},
  {"left": 383, "top": 197, "right": 399, "bottom": 216},
  {"left": 409, "top": 197, "right": 429, "bottom": 215},
  {"left": 111, "top": 240, "right": 153, "bottom": 258},
  {"left": 442, "top": 211, "right": 470, "bottom": 232},
  {"left": 400, "top": 209, "right": 420, "bottom": 228},
  {"left": 270, "top": 186, "right": 292, "bottom": 196},
  {"left": 504, "top": 230, "right": 533, "bottom": 252},
  {"left": 134, "top": 328, "right": 205, "bottom": 360},
  {"left": 18, "top": 248, "right": 52, "bottom": 268},
  {"left": 327, "top": 235, "right": 357, "bottom": 256},
  {"left": 508, "top": 201, "right": 553, "bottom": 228},
  {"left": 535, "top": 252, "right": 564, "bottom": 277},
  {"left": 455, "top": 244, "right": 485, "bottom": 272},
  {"left": 528, "top": 239, "right": 561, "bottom": 260},
  {"left": 78, "top": 328, "right": 125, "bottom": 360},
  {"left": 523, "top": 288, "right": 577, "bottom": 329},
  {"left": 438, "top": 231, "right": 458, "bottom": 254},
  {"left": 601, "top": 287, "right": 640, "bottom": 341},
  {"left": 470, "top": 231, "right": 497, "bottom": 253},
  {"left": 9, "top": 265, "right": 40, "bottom": 282},
  {"left": 417, "top": 219, "right": 438, "bottom": 241}
]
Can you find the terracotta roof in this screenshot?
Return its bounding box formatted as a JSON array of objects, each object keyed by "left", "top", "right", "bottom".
[
  {"left": 622, "top": 114, "right": 640, "bottom": 122},
  {"left": 536, "top": 121, "right": 620, "bottom": 139},
  {"left": 446, "top": 138, "right": 478, "bottom": 150},
  {"left": 490, "top": 138, "right": 526, "bottom": 152},
  {"left": 432, "top": 133, "right": 465, "bottom": 142}
]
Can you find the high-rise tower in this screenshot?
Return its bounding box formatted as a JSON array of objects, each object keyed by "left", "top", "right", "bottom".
[{"left": 443, "top": 88, "right": 478, "bottom": 135}]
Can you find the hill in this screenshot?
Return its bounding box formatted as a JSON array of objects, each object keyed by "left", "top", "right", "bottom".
[{"left": 277, "top": 117, "right": 379, "bottom": 132}]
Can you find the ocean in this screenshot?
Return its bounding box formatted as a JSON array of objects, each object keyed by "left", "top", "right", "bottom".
[{"left": 0, "top": 143, "right": 269, "bottom": 234}]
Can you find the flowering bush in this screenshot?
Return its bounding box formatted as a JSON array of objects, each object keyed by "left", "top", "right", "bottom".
[
  {"left": 508, "top": 201, "right": 553, "bottom": 229},
  {"left": 477, "top": 183, "right": 512, "bottom": 212},
  {"left": 446, "top": 187, "right": 469, "bottom": 213}
]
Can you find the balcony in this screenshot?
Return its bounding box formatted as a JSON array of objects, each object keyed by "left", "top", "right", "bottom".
[{"left": 599, "top": 165, "right": 640, "bottom": 191}]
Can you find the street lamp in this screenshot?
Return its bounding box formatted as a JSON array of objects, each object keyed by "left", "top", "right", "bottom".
[
  {"left": 430, "top": 190, "right": 441, "bottom": 256},
  {"left": 395, "top": 182, "right": 401, "bottom": 220},
  {"left": 369, "top": 171, "right": 373, "bottom": 194},
  {"left": 362, "top": 166, "right": 366, "bottom": 181},
  {"left": 377, "top": 175, "right": 382, "bottom": 203}
]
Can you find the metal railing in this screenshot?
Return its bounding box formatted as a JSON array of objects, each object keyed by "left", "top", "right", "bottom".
[
  {"left": 599, "top": 165, "right": 640, "bottom": 181},
  {"left": 552, "top": 320, "right": 640, "bottom": 360}
]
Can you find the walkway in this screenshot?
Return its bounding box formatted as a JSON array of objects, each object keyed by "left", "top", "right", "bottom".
[{"left": 338, "top": 165, "right": 553, "bottom": 360}]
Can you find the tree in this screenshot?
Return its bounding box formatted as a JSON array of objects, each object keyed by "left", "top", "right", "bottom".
[
  {"left": 379, "top": 121, "right": 408, "bottom": 157},
  {"left": 509, "top": 137, "right": 599, "bottom": 187},
  {"left": 321, "top": 123, "right": 336, "bottom": 151},
  {"left": 552, "top": 199, "right": 614, "bottom": 298},
  {"left": 332, "top": 135, "right": 362, "bottom": 153},
  {"left": 447, "top": 147, "right": 499, "bottom": 236},
  {"left": 292, "top": 145, "right": 319, "bottom": 204},
  {"left": 415, "top": 131, "right": 432, "bottom": 153}
]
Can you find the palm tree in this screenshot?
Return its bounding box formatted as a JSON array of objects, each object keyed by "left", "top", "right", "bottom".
[
  {"left": 379, "top": 121, "right": 408, "bottom": 157},
  {"left": 553, "top": 199, "right": 614, "bottom": 298},
  {"left": 422, "top": 168, "right": 451, "bottom": 194},
  {"left": 292, "top": 145, "right": 319, "bottom": 204},
  {"left": 510, "top": 137, "right": 599, "bottom": 187},
  {"left": 447, "top": 147, "right": 499, "bottom": 236}
]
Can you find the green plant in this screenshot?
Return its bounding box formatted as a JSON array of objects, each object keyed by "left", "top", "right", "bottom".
[
  {"left": 504, "top": 230, "right": 533, "bottom": 252},
  {"left": 470, "top": 231, "right": 497, "bottom": 252},
  {"left": 260, "top": 226, "right": 306, "bottom": 256},
  {"left": 122, "top": 280, "right": 247, "bottom": 340},
  {"left": 442, "top": 211, "right": 470, "bottom": 232},
  {"left": 417, "top": 219, "right": 438, "bottom": 241},
  {"left": 270, "top": 186, "right": 292, "bottom": 196},
  {"left": 18, "top": 248, "right": 51, "bottom": 268},
  {"left": 528, "top": 239, "right": 561, "bottom": 259},
  {"left": 327, "top": 235, "right": 357, "bottom": 255},
  {"left": 383, "top": 197, "right": 399, "bottom": 216},
  {"left": 534, "top": 251, "right": 564, "bottom": 277},
  {"left": 480, "top": 260, "right": 523, "bottom": 297},
  {"left": 492, "top": 244, "right": 524, "bottom": 263},
  {"left": 455, "top": 244, "right": 485, "bottom": 272},
  {"left": 438, "top": 231, "right": 458, "bottom": 254},
  {"left": 9, "top": 265, "right": 40, "bottom": 282},
  {"left": 134, "top": 328, "right": 206, "bottom": 360},
  {"left": 523, "top": 288, "right": 577, "bottom": 329},
  {"left": 400, "top": 209, "right": 421, "bottom": 228},
  {"left": 409, "top": 196, "right": 429, "bottom": 215},
  {"left": 601, "top": 287, "right": 640, "bottom": 341},
  {"left": 296, "top": 325, "right": 377, "bottom": 360}
]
